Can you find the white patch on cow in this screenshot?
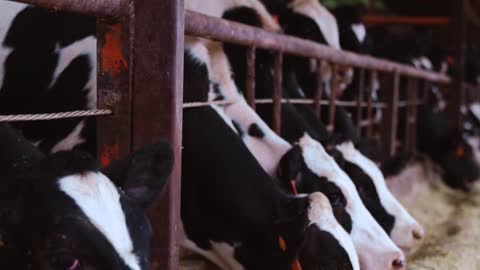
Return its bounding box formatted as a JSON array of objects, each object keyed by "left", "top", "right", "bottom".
[
  {"left": 49, "top": 36, "right": 97, "bottom": 109},
  {"left": 186, "top": 38, "right": 211, "bottom": 66},
  {"left": 464, "top": 121, "right": 473, "bottom": 130},
  {"left": 419, "top": 57, "right": 433, "bottom": 71},
  {"left": 59, "top": 173, "right": 140, "bottom": 270},
  {"left": 0, "top": 2, "right": 28, "bottom": 91},
  {"left": 297, "top": 134, "right": 404, "bottom": 270},
  {"left": 185, "top": 0, "right": 280, "bottom": 32},
  {"left": 469, "top": 102, "right": 480, "bottom": 121},
  {"left": 440, "top": 61, "right": 449, "bottom": 74},
  {"left": 288, "top": 0, "right": 341, "bottom": 49},
  {"left": 50, "top": 120, "right": 86, "bottom": 153},
  {"left": 210, "top": 242, "right": 244, "bottom": 270},
  {"left": 336, "top": 141, "right": 424, "bottom": 252},
  {"left": 411, "top": 58, "right": 421, "bottom": 69},
  {"left": 466, "top": 136, "right": 480, "bottom": 167},
  {"left": 351, "top": 23, "right": 366, "bottom": 43},
  {"left": 308, "top": 192, "right": 360, "bottom": 270},
  {"left": 205, "top": 41, "right": 291, "bottom": 176}
]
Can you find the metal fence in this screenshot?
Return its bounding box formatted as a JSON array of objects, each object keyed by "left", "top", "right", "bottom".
[
  {"left": 0, "top": 0, "right": 469, "bottom": 269},
  {"left": 184, "top": 11, "right": 451, "bottom": 156}
]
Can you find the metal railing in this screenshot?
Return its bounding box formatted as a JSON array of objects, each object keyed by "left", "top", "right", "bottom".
[{"left": 184, "top": 10, "right": 451, "bottom": 156}]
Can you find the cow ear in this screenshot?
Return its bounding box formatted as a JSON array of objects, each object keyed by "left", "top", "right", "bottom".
[
  {"left": 278, "top": 145, "right": 304, "bottom": 190},
  {"left": 102, "top": 142, "right": 174, "bottom": 209},
  {"left": 0, "top": 123, "right": 45, "bottom": 173}
]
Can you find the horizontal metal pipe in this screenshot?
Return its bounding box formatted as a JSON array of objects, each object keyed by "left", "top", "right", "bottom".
[
  {"left": 185, "top": 11, "right": 451, "bottom": 84},
  {"left": 182, "top": 99, "right": 387, "bottom": 108},
  {"left": 398, "top": 100, "right": 424, "bottom": 107},
  {"left": 363, "top": 15, "right": 450, "bottom": 26},
  {"left": 8, "top": 0, "right": 128, "bottom": 17}
]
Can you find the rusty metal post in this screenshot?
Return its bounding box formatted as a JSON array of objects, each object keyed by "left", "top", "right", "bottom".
[
  {"left": 448, "top": 0, "right": 466, "bottom": 131},
  {"left": 410, "top": 79, "right": 418, "bottom": 152},
  {"left": 381, "top": 72, "right": 400, "bottom": 157},
  {"left": 314, "top": 59, "right": 324, "bottom": 118},
  {"left": 422, "top": 80, "right": 430, "bottom": 106},
  {"left": 131, "top": 0, "right": 184, "bottom": 269},
  {"left": 97, "top": 17, "right": 132, "bottom": 166},
  {"left": 246, "top": 46, "right": 256, "bottom": 109},
  {"left": 273, "top": 52, "right": 283, "bottom": 134},
  {"left": 11, "top": 0, "right": 129, "bottom": 17},
  {"left": 328, "top": 64, "right": 338, "bottom": 133},
  {"left": 356, "top": 68, "right": 365, "bottom": 134},
  {"left": 405, "top": 78, "right": 417, "bottom": 151},
  {"left": 366, "top": 71, "right": 376, "bottom": 137}
]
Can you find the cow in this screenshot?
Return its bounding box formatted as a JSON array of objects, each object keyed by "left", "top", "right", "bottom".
[
  {"left": 217, "top": 0, "right": 422, "bottom": 260},
  {"left": 278, "top": 134, "right": 406, "bottom": 269},
  {"left": 230, "top": 1, "right": 423, "bottom": 253},
  {"left": 204, "top": 42, "right": 406, "bottom": 270},
  {"left": 0, "top": 123, "right": 174, "bottom": 270},
  {"left": 0, "top": 1, "right": 97, "bottom": 154},
  {"left": 181, "top": 44, "right": 360, "bottom": 270},
  {"left": 366, "top": 25, "right": 480, "bottom": 191}
]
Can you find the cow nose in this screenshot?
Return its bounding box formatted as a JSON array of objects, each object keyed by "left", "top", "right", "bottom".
[
  {"left": 392, "top": 258, "right": 405, "bottom": 269},
  {"left": 412, "top": 224, "right": 425, "bottom": 240},
  {"left": 391, "top": 253, "right": 406, "bottom": 270}
]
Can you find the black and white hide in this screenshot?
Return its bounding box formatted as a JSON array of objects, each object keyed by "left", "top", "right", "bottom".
[
  {"left": 181, "top": 43, "right": 359, "bottom": 270},
  {"left": 0, "top": 2, "right": 97, "bottom": 154},
  {"left": 0, "top": 123, "right": 174, "bottom": 270}
]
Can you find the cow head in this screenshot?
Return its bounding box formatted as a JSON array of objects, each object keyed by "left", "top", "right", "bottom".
[
  {"left": 278, "top": 134, "right": 406, "bottom": 270},
  {"left": 336, "top": 141, "right": 424, "bottom": 253},
  {"left": 298, "top": 193, "right": 359, "bottom": 270},
  {"left": 0, "top": 124, "right": 173, "bottom": 270},
  {"left": 275, "top": 0, "right": 353, "bottom": 96},
  {"left": 441, "top": 133, "right": 479, "bottom": 192}
]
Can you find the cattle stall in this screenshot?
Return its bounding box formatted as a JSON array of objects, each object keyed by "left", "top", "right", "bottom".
[{"left": 0, "top": 0, "right": 475, "bottom": 269}]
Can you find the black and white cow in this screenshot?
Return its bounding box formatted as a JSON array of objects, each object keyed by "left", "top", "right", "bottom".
[
  {"left": 237, "top": 0, "right": 423, "bottom": 254},
  {"left": 0, "top": 123, "right": 174, "bottom": 270},
  {"left": 0, "top": 1, "right": 97, "bottom": 154},
  {"left": 366, "top": 26, "right": 480, "bottom": 191},
  {"left": 181, "top": 43, "right": 360, "bottom": 270}
]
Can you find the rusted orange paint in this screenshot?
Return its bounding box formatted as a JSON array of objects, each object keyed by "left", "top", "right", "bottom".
[
  {"left": 278, "top": 236, "right": 287, "bottom": 251},
  {"left": 101, "top": 23, "right": 128, "bottom": 77},
  {"left": 291, "top": 260, "right": 302, "bottom": 270},
  {"left": 101, "top": 143, "right": 120, "bottom": 167}
]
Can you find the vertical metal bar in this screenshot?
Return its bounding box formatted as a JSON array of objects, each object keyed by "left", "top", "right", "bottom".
[
  {"left": 366, "top": 71, "right": 376, "bottom": 137},
  {"left": 246, "top": 46, "right": 256, "bottom": 109},
  {"left": 328, "top": 64, "right": 338, "bottom": 133},
  {"left": 422, "top": 80, "right": 430, "bottom": 106},
  {"left": 381, "top": 71, "right": 400, "bottom": 157},
  {"left": 96, "top": 18, "right": 132, "bottom": 166},
  {"left": 405, "top": 78, "right": 414, "bottom": 151},
  {"left": 273, "top": 52, "right": 283, "bottom": 134},
  {"left": 132, "top": 0, "right": 184, "bottom": 269},
  {"left": 313, "top": 59, "right": 324, "bottom": 118},
  {"left": 356, "top": 68, "right": 365, "bottom": 134},
  {"left": 448, "top": 0, "right": 466, "bottom": 130},
  {"left": 411, "top": 79, "right": 418, "bottom": 152}
]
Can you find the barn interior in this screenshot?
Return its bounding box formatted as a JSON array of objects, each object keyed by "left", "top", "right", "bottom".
[{"left": 1, "top": 0, "right": 480, "bottom": 270}]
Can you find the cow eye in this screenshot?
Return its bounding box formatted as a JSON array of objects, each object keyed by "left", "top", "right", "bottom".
[
  {"left": 50, "top": 253, "right": 80, "bottom": 270},
  {"left": 329, "top": 192, "right": 344, "bottom": 207}
]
